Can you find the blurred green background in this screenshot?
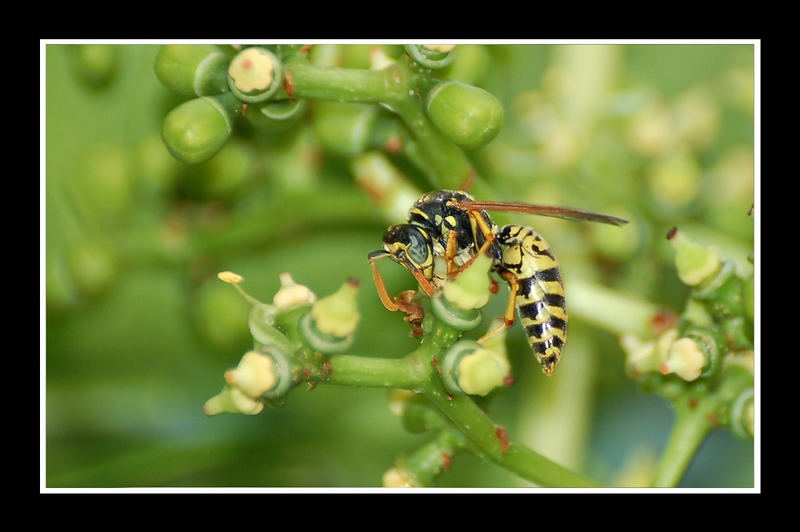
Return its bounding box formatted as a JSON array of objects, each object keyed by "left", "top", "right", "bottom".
[{"left": 45, "top": 43, "right": 755, "bottom": 488}]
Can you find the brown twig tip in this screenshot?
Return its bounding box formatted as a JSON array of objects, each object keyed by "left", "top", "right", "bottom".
[
  {"left": 666, "top": 226, "right": 679, "bottom": 240},
  {"left": 346, "top": 277, "right": 361, "bottom": 288},
  {"left": 748, "top": 204, "right": 754, "bottom": 217}
]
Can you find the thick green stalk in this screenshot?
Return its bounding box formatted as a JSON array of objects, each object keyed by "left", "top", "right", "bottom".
[
  {"left": 286, "top": 60, "right": 404, "bottom": 104},
  {"left": 325, "top": 353, "right": 422, "bottom": 390}
]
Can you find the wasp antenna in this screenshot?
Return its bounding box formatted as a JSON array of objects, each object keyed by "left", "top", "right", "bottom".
[{"left": 458, "top": 168, "right": 475, "bottom": 192}]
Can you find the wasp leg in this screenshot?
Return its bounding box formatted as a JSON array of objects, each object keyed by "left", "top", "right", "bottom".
[
  {"left": 478, "top": 272, "right": 519, "bottom": 344},
  {"left": 450, "top": 209, "right": 497, "bottom": 277},
  {"left": 445, "top": 229, "right": 459, "bottom": 275},
  {"left": 369, "top": 258, "right": 400, "bottom": 312}
]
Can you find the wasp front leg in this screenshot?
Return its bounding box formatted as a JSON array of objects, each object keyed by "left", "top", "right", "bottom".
[{"left": 369, "top": 257, "right": 400, "bottom": 312}]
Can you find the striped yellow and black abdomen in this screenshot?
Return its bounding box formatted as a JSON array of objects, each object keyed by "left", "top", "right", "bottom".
[{"left": 496, "top": 225, "right": 567, "bottom": 375}]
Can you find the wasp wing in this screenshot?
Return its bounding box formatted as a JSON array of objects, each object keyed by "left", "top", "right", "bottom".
[{"left": 458, "top": 200, "right": 629, "bottom": 226}]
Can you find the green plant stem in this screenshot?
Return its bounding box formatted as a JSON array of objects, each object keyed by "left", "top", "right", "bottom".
[
  {"left": 326, "top": 353, "right": 422, "bottom": 390},
  {"left": 316, "top": 311, "right": 601, "bottom": 487},
  {"left": 285, "top": 58, "right": 495, "bottom": 197},
  {"left": 651, "top": 404, "right": 711, "bottom": 488},
  {"left": 652, "top": 367, "right": 753, "bottom": 487}
]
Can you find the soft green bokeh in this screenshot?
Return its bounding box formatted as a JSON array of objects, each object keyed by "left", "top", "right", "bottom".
[{"left": 45, "top": 43, "right": 755, "bottom": 488}]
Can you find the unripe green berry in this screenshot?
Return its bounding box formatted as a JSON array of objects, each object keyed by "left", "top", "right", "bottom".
[
  {"left": 72, "top": 142, "right": 134, "bottom": 225},
  {"left": 69, "top": 44, "right": 119, "bottom": 88},
  {"left": 155, "top": 44, "right": 229, "bottom": 96},
  {"left": 312, "top": 102, "right": 377, "bottom": 156},
  {"left": 161, "top": 94, "right": 241, "bottom": 164},
  {"left": 443, "top": 253, "right": 493, "bottom": 310},
  {"left": 66, "top": 239, "right": 117, "bottom": 298},
  {"left": 425, "top": 81, "right": 504, "bottom": 150}
]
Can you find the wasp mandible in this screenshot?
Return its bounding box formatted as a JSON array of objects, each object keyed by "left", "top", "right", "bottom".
[{"left": 368, "top": 190, "right": 628, "bottom": 375}]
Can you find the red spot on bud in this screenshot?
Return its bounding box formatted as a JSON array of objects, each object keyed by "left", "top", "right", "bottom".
[
  {"left": 689, "top": 398, "right": 699, "bottom": 409},
  {"left": 242, "top": 59, "right": 252, "bottom": 69},
  {"left": 346, "top": 277, "right": 361, "bottom": 288},
  {"left": 284, "top": 70, "right": 295, "bottom": 98},
  {"left": 441, "top": 452, "right": 452, "bottom": 471},
  {"left": 503, "top": 374, "right": 515, "bottom": 388},
  {"left": 494, "top": 426, "right": 510, "bottom": 455},
  {"left": 651, "top": 309, "right": 678, "bottom": 334}
]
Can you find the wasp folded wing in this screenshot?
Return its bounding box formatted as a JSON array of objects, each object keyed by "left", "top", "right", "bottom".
[{"left": 457, "top": 200, "right": 629, "bottom": 226}]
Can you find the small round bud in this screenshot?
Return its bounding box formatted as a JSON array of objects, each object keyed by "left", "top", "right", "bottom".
[
  {"left": 405, "top": 44, "right": 455, "bottom": 69},
  {"left": 443, "top": 253, "right": 493, "bottom": 310},
  {"left": 66, "top": 239, "right": 117, "bottom": 298},
  {"left": 225, "top": 350, "right": 278, "bottom": 398},
  {"left": 310, "top": 279, "right": 361, "bottom": 338},
  {"left": 425, "top": 80, "right": 504, "bottom": 150},
  {"left": 667, "top": 227, "right": 720, "bottom": 286},
  {"left": 455, "top": 348, "right": 511, "bottom": 396},
  {"left": 430, "top": 291, "right": 482, "bottom": 331},
  {"left": 155, "top": 44, "right": 229, "bottom": 96},
  {"left": 312, "top": 102, "right": 377, "bottom": 157},
  {"left": 161, "top": 94, "right": 240, "bottom": 164},
  {"left": 441, "top": 341, "right": 509, "bottom": 396},
  {"left": 202, "top": 385, "right": 264, "bottom": 416},
  {"left": 273, "top": 273, "right": 317, "bottom": 311},
  {"left": 227, "top": 47, "right": 283, "bottom": 103},
  {"left": 660, "top": 337, "right": 706, "bottom": 382},
  {"left": 382, "top": 467, "right": 418, "bottom": 488},
  {"left": 388, "top": 389, "right": 416, "bottom": 418},
  {"left": 69, "top": 44, "right": 119, "bottom": 88}
]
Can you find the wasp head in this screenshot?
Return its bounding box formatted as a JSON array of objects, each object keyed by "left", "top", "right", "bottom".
[{"left": 369, "top": 224, "right": 433, "bottom": 272}]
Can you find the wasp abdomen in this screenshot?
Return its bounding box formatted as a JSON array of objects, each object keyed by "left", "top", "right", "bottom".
[{"left": 496, "top": 225, "right": 567, "bottom": 375}]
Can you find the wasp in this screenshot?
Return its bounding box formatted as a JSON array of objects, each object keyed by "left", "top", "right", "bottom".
[{"left": 368, "top": 190, "right": 628, "bottom": 375}]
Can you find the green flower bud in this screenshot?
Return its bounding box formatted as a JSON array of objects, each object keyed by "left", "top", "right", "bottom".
[
  {"left": 660, "top": 337, "right": 706, "bottom": 382},
  {"left": 310, "top": 279, "right": 361, "bottom": 338},
  {"left": 382, "top": 467, "right": 418, "bottom": 488},
  {"left": 312, "top": 102, "right": 377, "bottom": 156},
  {"left": 227, "top": 47, "right": 283, "bottom": 104},
  {"left": 203, "top": 384, "right": 264, "bottom": 416},
  {"left": 155, "top": 44, "right": 229, "bottom": 96},
  {"left": 183, "top": 138, "right": 255, "bottom": 198},
  {"left": 161, "top": 93, "right": 241, "bottom": 164},
  {"left": 272, "top": 272, "right": 317, "bottom": 311},
  {"left": 443, "top": 253, "right": 493, "bottom": 310},
  {"left": 71, "top": 142, "right": 134, "bottom": 225},
  {"left": 350, "top": 151, "right": 423, "bottom": 222},
  {"left": 430, "top": 291, "right": 482, "bottom": 331},
  {"left": 728, "top": 387, "right": 754, "bottom": 439},
  {"left": 298, "top": 312, "right": 353, "bottom": 354},
  {"left": 133, "top": 133, "right": 182, "bottom": 197},
  {"left": 441, "top": 44, "right": 489, "bottom": 85},
  {"left": 425, "top": 80, "right": 504, "bottom": 150},
  {"left": 405, "top": 44, "right": 456, "bottom": 69},
  {"left": 68, "top": 44, "right": 119, "bottom": 88},
  {"left": 442, "top": 341, "right": 510, "bottom": 396},
  {"left": 621, "top": 328, "right": 676, "bottom": 376},
  {"left": 693, "top": 262, "right": 745, "bottom": 320},
  {"left": 245, "top": 98, "right": 308, "bottom": 132},
  {"left": 66, "top": 239, "right": 117, "bottom": 298},
  {"left": 667, "top": 227, "right": 720, "bottom": 286},
  {"left": 225, "top": 350, "right": 279, "bottom": 398}
]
